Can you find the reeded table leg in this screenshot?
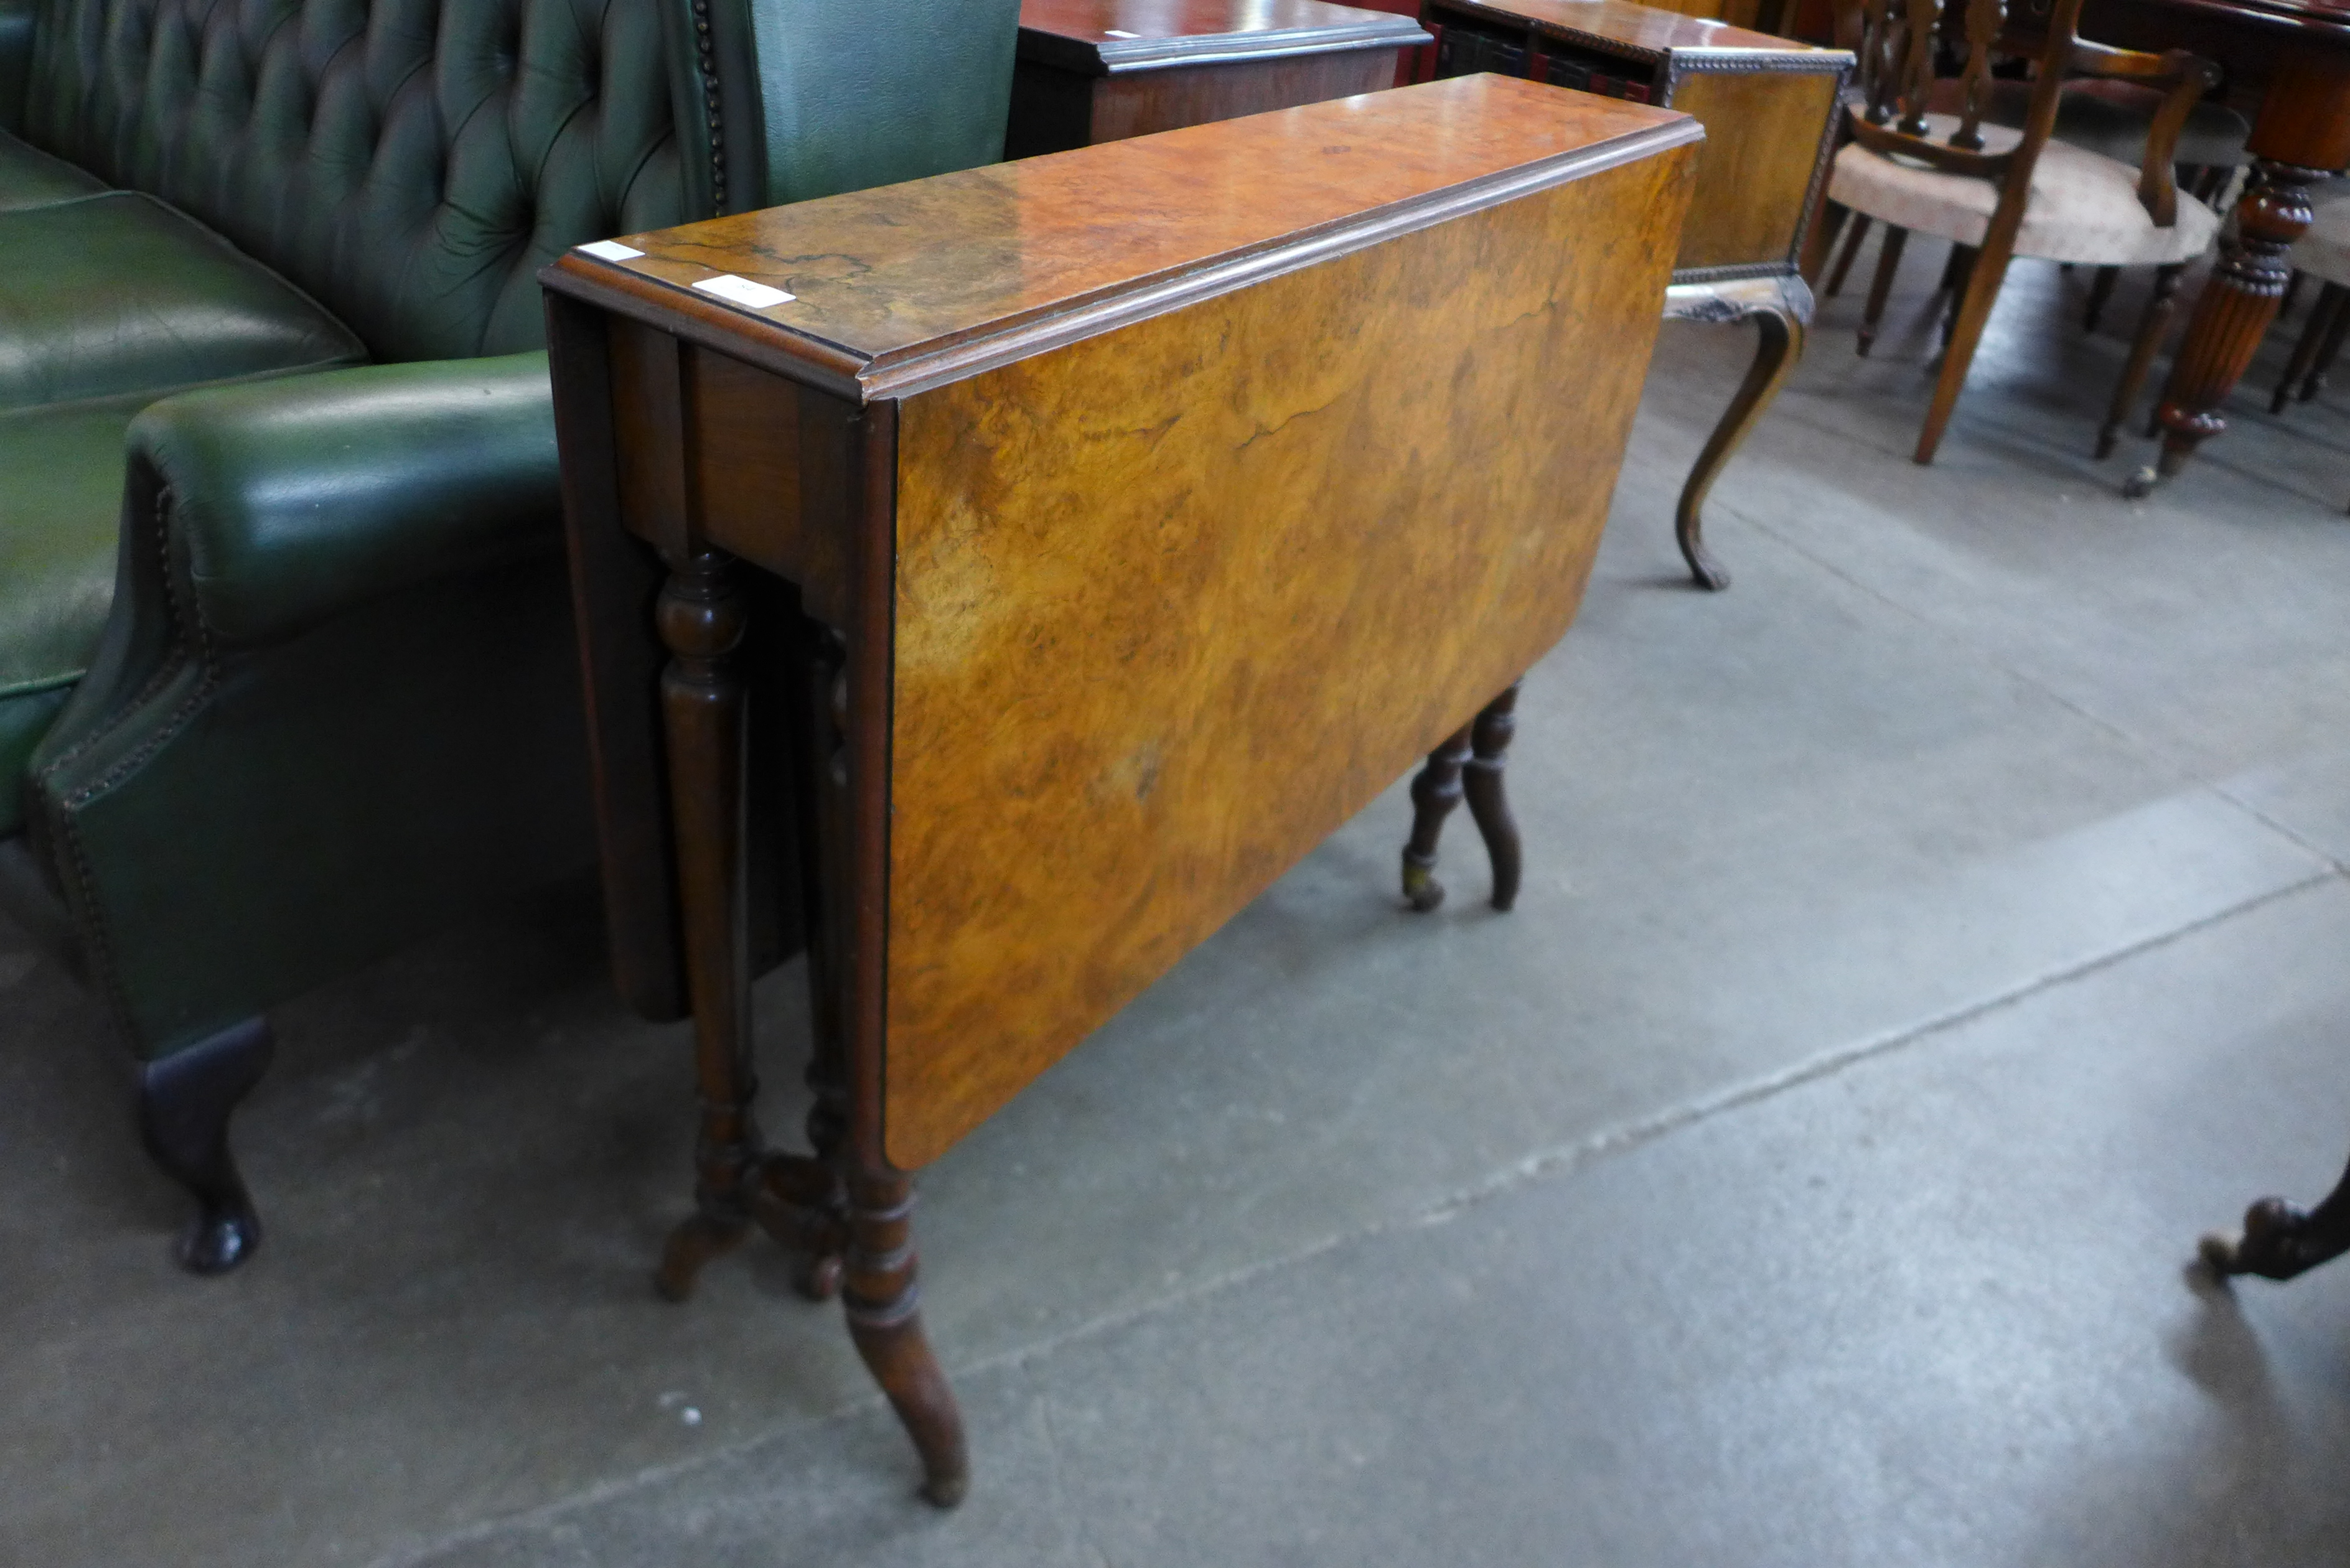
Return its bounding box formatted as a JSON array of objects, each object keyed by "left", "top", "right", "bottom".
[
  {"left": 2201, "top": 1150, "right": 2350, "bottom": 1281},
  {"left": 2131, "top": 161, "right": 2322, "bottom": 497},
  {"left": 1664, "top": 276, "right": 1815, "bottom": 592}
]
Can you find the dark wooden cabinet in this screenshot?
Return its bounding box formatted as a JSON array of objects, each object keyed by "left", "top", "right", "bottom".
[{"left": 1008, "top": 0, "right": 1431, "bottom": 156}]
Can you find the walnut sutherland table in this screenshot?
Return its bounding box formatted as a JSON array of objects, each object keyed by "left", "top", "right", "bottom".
[{"left": 540, "top": 78, "right": 1698, "bottom": 1501}]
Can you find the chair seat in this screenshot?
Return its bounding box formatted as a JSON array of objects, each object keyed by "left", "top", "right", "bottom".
[
  {"left": 0, "top": 193, "right": 364, "bottom": 412},
  {"left": 0, "top": 393, "right": 148, "bottom": 837},
  {"left": 2290, "top": 196, "right": 2350, "bottom": 288},
  {"left": 0, "top": 131, "right": 108, "bottom": 213},
  {"left": 1828, "top": 118, "right": 2221, "bottom": 266}
]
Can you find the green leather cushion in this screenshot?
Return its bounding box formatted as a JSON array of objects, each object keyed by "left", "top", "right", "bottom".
[
  {"left": 0, "top": 192, "right": 363, "bottom": 411},
  {"left": 0, "top": 128, "right": 103, "bottom": 211},
  {"left": 0, "top": 390, "right": 143, "bottom": 838},
  {"left": 133, "top": 354, "right": 563, "bottom": 646}
]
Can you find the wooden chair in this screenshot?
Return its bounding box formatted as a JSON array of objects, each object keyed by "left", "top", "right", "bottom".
[{"left": 1821, "top": 0, "right": 2223, "bottom": 462}]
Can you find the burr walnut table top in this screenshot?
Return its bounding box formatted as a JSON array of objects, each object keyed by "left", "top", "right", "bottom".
[{"left": 544, "top": 75, "right": 1693, "bottom": 401}]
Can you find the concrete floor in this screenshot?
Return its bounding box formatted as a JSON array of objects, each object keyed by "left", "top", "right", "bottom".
[{"left": 8, "top": 238, "right": 2350, "bottom": 1567}]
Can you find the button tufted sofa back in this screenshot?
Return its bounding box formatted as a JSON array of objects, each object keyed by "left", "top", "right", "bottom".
[{"left": 20, "top": 0, "right": 696, "bottom": 362}]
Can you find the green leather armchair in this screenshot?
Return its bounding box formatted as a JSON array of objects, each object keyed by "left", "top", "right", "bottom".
[{"left": 0, "top": 0, "right": 1019, "bottom": 1272}]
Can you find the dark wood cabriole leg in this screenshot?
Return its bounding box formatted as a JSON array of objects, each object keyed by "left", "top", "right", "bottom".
[
  {"left": 1402, "top": 726, "right": 1472, "bottom": 912},
  {"left": 652, "top": 548, "right": 764, "bottom": 1303},
  {"left": 2135, "top": 159, "right": 2328, "bottom": 495},
  {"left": 2201, "top": 1150, "right": 2350, "bottom": 1281},
  {"left": 844, "top": 1169, "right": 970, "bottom": 1507},
  {"left": 2102, "top": 264, "right": 2184, "bottom": 460},
  {"left": 1462, "top": 682, "right": 1522, "bottom": 913},
  {"left": 138, "top": 1016, "right": 274, "bottom": 1274},
  {"left": 1665, "top": 276, "right": 1812, "bottom": 593}
]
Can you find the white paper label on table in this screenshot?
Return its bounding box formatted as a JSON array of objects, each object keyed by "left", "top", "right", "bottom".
[
  {"left": 577, "top": 240, "right": 644, "bottom": 261},
  {"left": 693, "top": 274, "right": 797, "bottom": 309}
]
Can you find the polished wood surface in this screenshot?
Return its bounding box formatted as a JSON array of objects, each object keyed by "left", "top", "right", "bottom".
[
  {"left": 1669, "top": 66, "right": 1843, "bottom": 269},
  {"left": 542, "top": 78, "right": 1700, "bottom": 1492},
  {"left": 1018, "top": 49, "right": 1408, "bottom": 150},
  {"left": 1010, "top": 0, "right": 1430, "bottom": 156},
  {"left": 550, "top": 77, "right": 1692, "bottom": 390},
  {"left": 882, "top": 149, "right": 1690, "bottom": 1167},
  {"left": 1021, "top": 0, "right": 1429, "bottom": 67},
  {"left": 1438, "top": 0, "right": 1807, "bottom": 52}
]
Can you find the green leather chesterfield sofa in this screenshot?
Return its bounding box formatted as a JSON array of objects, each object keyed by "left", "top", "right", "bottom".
[{"left": 0, "top": 0, "right": 1019, "bottom": 1273}]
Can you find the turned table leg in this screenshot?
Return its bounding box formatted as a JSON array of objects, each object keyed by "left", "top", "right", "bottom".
[
  {"left": 1400, "top": 726, "right": 1471, "bottom": 912},
  {"left": 1463, "top": 683, "right": 1522, "bottom": 912},
  {"left": 797, "top": 610, "right": 968, "bottom": 1505},
  {"left": 652, "top": 548, "right": 764, "bottom": 1302},
  {"left": 2201, "top": 1148, "right": 2350, "bottom": 1282},
  {"left": 2132, "top": 55, "right": 2350, "bottom": 495},
  {"left": 1665, "top": 275, "right": 1813, "bottom": 592},
  {"left": 2131, "top": 162, "right": 2323, "bottom": 495},
  {"left": 845, "top": 1170, "right": 969, "bottom": 1506}
]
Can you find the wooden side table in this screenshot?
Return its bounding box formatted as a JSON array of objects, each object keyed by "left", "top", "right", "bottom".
[
  {"left": 1008, "top": 0, "right": 1432, "bottom": 157},
  {"left": 1428, "top": 0, "right": 1850, "bottom": 587},
  {"left": 540, "top": 78, "right": 1698, "bottom": 1501}
]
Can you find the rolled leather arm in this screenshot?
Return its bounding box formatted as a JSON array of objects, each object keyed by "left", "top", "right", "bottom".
[{"left": 129, "top": 352, "right": 563, "bottom": 647}]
